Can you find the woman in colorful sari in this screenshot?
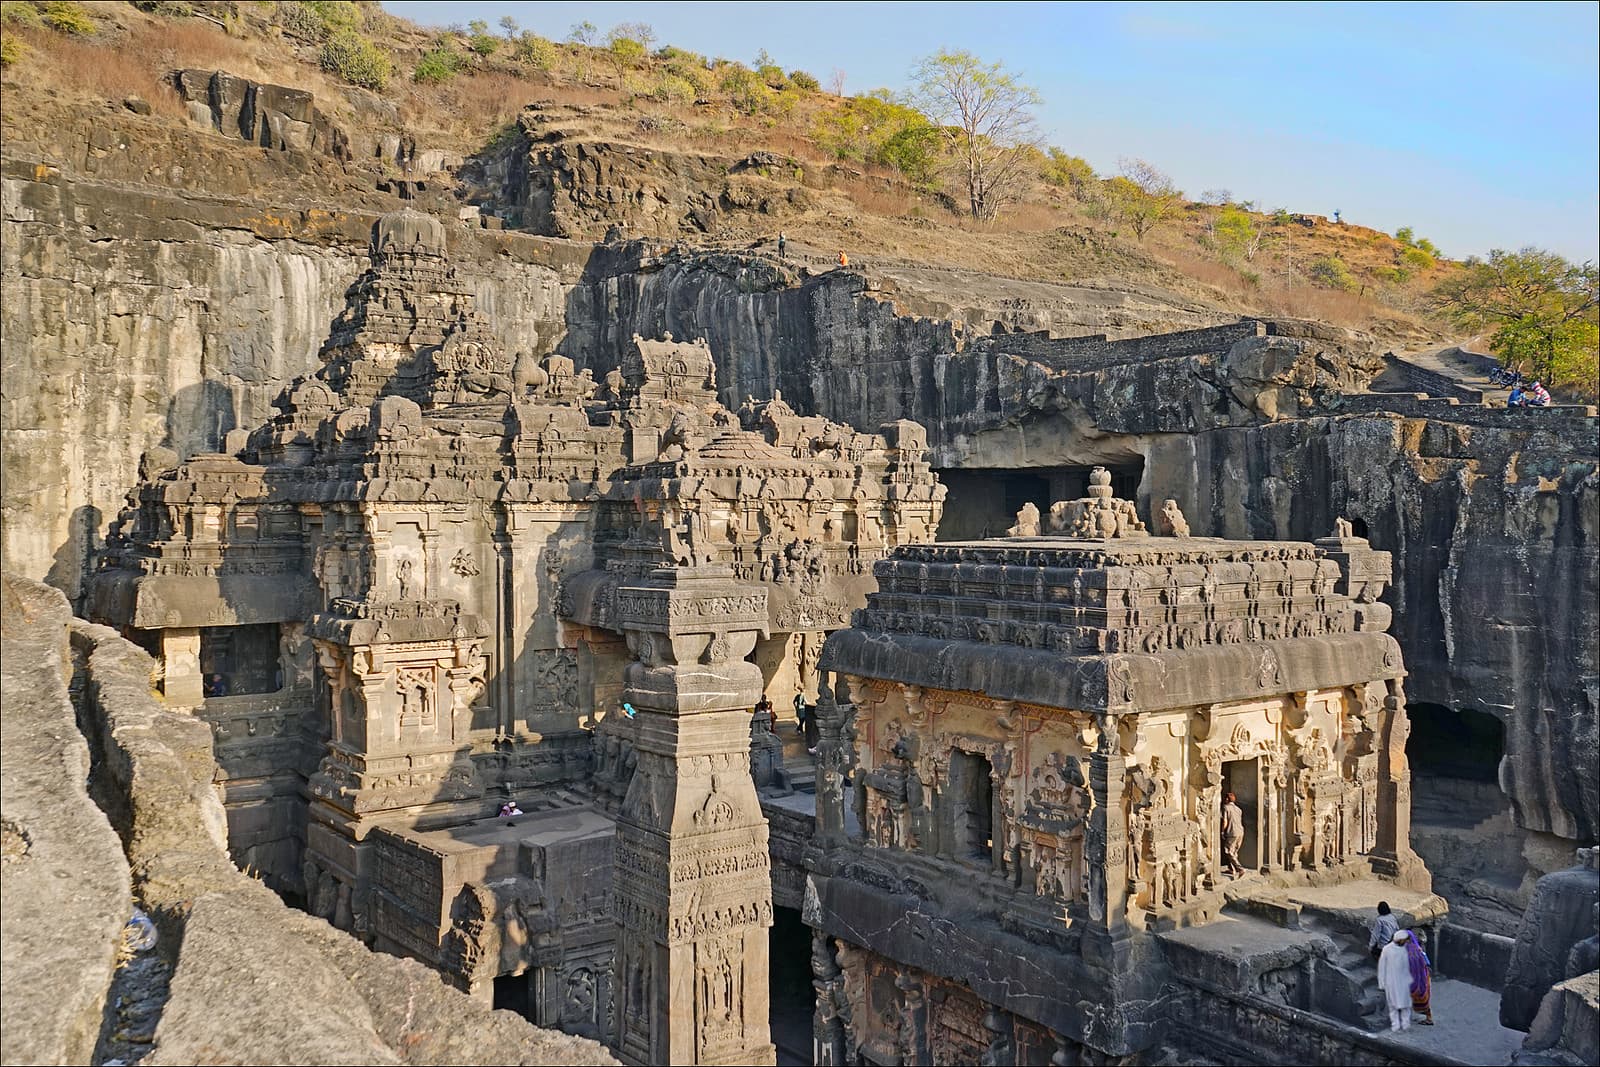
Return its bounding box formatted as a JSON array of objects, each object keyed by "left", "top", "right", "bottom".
[{"left": 1405, "top": 929, "right": 1435, "bottom": 1025}]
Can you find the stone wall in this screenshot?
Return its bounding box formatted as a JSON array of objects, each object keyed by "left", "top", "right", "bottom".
[{"left": 36, "top": 573, "right": 618, "bottom": 1066}]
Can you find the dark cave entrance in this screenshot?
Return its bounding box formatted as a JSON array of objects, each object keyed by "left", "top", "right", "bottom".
[
  {"left": 1408, "top": 703, "right": 1505, "bottom": 783},
  {"left": 769, "top": 905, "right": 815, "bottom": 1066},
  {"left": 934, "top": 462, "right": 1145, "bottom": 540},
  {"left": 1408, "top": 703, "right": 1507, "bottom": 826}
]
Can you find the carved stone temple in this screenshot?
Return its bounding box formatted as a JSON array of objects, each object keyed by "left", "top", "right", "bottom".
[
  {"left": 809, "top": 472, "right": 1437, "bottom": 1064},
  {"left": 84, "top": 212, "right": 1448, "bottom": 1066},
  {"left": 86, "top": 210, "right": 942, "bottom": 1061}
]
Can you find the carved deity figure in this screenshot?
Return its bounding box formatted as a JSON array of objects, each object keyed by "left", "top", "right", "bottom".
[
  {"left": 1008, "top": 502, "right": 1042, "bottom": 537},
  {"left": 1157, "top": 498, "right": 1191, "bottom": 537}
]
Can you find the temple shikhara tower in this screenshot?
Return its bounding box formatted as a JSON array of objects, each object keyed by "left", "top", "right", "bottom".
[{"left": 85, "top": 211, "right": 1451, "bottom": 1066}]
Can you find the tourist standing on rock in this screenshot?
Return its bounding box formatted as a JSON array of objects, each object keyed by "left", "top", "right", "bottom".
[
  {"left": 1405, "top": 930, "right": 1435, "bottom": 1025},
  {"left": 1368, "top": 901, "right": 1400, "bottom": 960},
  {"left": 1220, "top": 791, "right": 1245, "bottom": 876},
  {"left": 777, "top": 233, "right": 787, "bottom": 259},
  {"left": 837, "top": 250, "right": 848, "bottom": 268},
  {"left": 1377, "top": 929, "right": 1417, "bottom": 1031}
]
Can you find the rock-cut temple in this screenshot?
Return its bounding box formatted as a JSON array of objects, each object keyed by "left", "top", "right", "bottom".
[{"left": 87, "top": 211, "right": 1460, "bottom": 1065}]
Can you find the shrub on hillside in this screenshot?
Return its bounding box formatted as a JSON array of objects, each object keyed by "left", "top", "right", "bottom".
[
  {"left": 42, "top": 0, "right": 93, "bottom": 35},
  {"left": 1041, "top": 148, "right": 1095, "bottom": 194},
  {"left": 0, "top": 33, "right": 24, "bottom": 64},
  {"left": 413, "top": 44, "right": 465, "bottom": 84},
  {"left": 1401, "top": 246, "right": 1435, "bottom": 272},
  {"left": 320, "top": 29, "right": 390, "bottom": 90},
  {"left": 651, "top": 72, "right": 697, "bottom": 105},
  {"left": 278, "top": 0, "right": 360, "bottom": 42},
  {"left": 513, "top": 31, "right": 555, "bottom": 70},
  {"left": 1308, "top": 255, "right": 1357, "bottom": 291},
  {"left": 1, "top": 2, "right": 42, "bottom": 27},
  {"left": 466, "top": 19, "right": 498, "bottom": 56},
  {"left": 789, "top": 69, "right": 819, "bottom": 92},
  {"left": 721, "top": 66, "right": 769, "bottom": 115}
]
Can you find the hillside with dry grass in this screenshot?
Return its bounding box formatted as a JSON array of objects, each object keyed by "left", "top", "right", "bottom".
[{"left": 0, "top": 0, "right": 1534, "bottom": 351}]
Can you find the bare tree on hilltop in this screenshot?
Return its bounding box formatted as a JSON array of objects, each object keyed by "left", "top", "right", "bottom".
[{"left": 911, "top": 49, "right": 1042, "bottom": 222}]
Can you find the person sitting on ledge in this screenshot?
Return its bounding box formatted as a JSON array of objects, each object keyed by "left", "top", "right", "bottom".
[
  {"left": 203, "top": 673, "right": 228, "bottom": 698},
  {"left": 1527, "top": 380, "right": 1551, "bottom": 406},
  {"left": 499, "top": 800, "right": 524, "bottom": 824}
]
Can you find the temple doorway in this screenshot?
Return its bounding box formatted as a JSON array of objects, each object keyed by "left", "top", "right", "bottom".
[
  {"left": 769, "top": 906, "right": 814, "bottom": 1065},
  {"left": 1223, "top": 758, "right": 1261, "bottom": 870}
]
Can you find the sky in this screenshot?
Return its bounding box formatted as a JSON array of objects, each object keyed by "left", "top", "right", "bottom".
[{"left": 387, "top": 1, "right": 1600, "bottom": 262}]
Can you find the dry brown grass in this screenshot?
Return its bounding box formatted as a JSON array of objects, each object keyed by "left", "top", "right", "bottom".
[
  {"left": 836, "top": 176, "right": 920, "bottom": 218},
  {"left": 1258, "top": 283, "right": 1383, "bottom": 327},
  {"left": 23, "top": 29, "right": 186, "bottom": 118}
]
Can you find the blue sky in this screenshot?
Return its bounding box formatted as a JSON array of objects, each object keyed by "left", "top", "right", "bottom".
[{"left": 386, "top": 1, "right": 1599, "bottom": 262}]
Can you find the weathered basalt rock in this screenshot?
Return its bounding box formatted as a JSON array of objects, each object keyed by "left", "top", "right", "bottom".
[
  {"left": 0, "top": 576, "right": 132, "bottom": 1067},
  {"left": 1502, "top": 848, "right": 1600, "bottom": 1030}
]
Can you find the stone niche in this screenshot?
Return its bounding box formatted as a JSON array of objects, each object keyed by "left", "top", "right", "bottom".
[{"left": 809, "top": 480, "right": 1433, "bottom": 1064}]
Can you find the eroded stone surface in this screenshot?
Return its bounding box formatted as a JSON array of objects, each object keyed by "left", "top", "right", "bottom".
[{"left": 0, "top": 576, "right": 131, "bottom": 1067}]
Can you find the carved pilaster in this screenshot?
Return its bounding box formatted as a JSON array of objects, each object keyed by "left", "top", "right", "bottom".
[
  {"left": 1370, "top": 676, "right": 1429, "bottom": 888},
  {"left": 1084, "top": 720, "right": 1131, "bottom": 966},
  {"left": 611, "top": 565, "right": 775, "bottom": 1066}
]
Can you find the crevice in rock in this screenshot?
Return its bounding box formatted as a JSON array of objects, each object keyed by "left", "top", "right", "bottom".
[{"left": 68, "top": 632, "right": 180, "bottom": 1067}]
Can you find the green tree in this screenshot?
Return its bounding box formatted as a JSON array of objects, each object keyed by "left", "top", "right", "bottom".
[
  {"left": 1040, "top": 148, "right": 1094, "bottom": 196},
  {"left": 1395, "top": 225, "right": 1415, "bottom": 246},
  {"left": 1433, "top": 248, "right": 1599, "bottom": 396},
  {"left": 1213, "top": 207, "right": 1260, "bottom": 262},
  {"left": 1104, "top": 158, "right": 1181, "bottom": 241},
  {"left": 910, "top": 49, "right": 1042, "bottom": 221},
  {"left": 568, "top": 20, "right": 596, "bottom": 45}
]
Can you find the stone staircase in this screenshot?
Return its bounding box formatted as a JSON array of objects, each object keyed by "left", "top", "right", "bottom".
[
  {"left": 1299, "top": 910, "right": 1391, "bottom": 1031},
  {"left": 775, "top": 717, "right": 816, "bottom": 791}
]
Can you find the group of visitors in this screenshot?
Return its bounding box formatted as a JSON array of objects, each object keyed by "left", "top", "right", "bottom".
[
  {"left": 1369, "top": 901, "right": 1435, "bottom": 1031},
  {"left": 771, "top": 232, "right": 850, "bottom": 271},
  {"left": 752, "top": 693, "right": 820, "bottom": 754},
  {"left": 1507, "top": 380, "right": 1552, "bottom": 407}
]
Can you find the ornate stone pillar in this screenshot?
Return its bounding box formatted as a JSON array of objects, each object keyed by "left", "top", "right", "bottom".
[
  {"left": 810, "top": 932, "right": 847, "bottom": 1067},
  {"left": 1084, "top": 719, "right": 1131, "bottom": 967},
  {"left": 814, "top": 670, "right": 850, "bottom": 845},
  {"left": 1371, "top": 677, "right": 1428, "bottom": 888},
  {"left": 611, "top": 564, "right": 775, "bottom": 1066}
]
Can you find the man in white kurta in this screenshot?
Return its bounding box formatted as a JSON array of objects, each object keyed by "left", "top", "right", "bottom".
[{"left": 1376, "top": 928, "right": 1415, "bottom": 1031}]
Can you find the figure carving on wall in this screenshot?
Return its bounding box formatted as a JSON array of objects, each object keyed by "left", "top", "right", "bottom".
[
  {"left": 1157, "top": 498, "right": 1190, "bottom": 537},
  {"left": 396, "top": 557, "right": 415, "bottom": 600},
  {"left": 1008, "top": 502, "right": 1041, "bottom": 537}
]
